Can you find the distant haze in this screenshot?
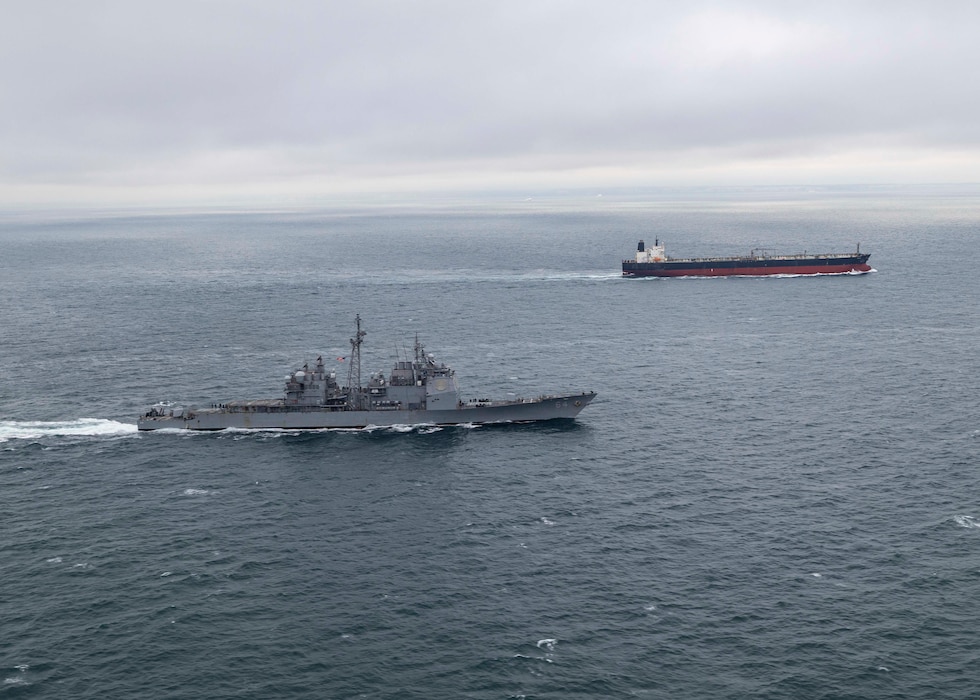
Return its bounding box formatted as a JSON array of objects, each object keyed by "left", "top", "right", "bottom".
[{"left": 3, "top": 1, "right": 979, "bottom": 207}]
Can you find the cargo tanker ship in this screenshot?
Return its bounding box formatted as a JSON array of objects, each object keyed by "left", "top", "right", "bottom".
[{"left": 622, "top": 240, "right": 872, "bottom": 277}]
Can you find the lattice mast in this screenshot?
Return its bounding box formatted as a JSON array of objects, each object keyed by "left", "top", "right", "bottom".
[{"left": 347, "top": 314, "right": 366, "bottom": 409}]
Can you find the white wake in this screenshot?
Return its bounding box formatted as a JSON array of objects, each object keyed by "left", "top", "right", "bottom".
[{"left": 0, "top": 418, "right": 138, "bottom": 442}]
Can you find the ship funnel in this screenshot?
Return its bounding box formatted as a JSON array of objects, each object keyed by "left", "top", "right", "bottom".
[{"left": 637, "top": 240, "right": 645, "bottom": 252}]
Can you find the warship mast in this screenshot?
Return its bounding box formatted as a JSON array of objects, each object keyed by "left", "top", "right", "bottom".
[{"left": 347, "top": 314, "right": 366, "bottom": 410}]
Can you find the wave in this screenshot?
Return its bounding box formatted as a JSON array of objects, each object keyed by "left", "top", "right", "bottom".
[
  {"left": 362, "top": 422, "right": 486, "bottom": 434},
  {"left": 172, "top": 422, "right": 465, "bottom": 437},
  {"left": 532, "top": 271, "right": 623, "bottom": 281},
  {"left": 953, "top": 514, "right": 980, "bottom": 529},
  {"left": 0, "top": 418, "right": 138, "bottom": 443},
  {"left": 347, "top": 269, "right": 623, "bottom": 285}
]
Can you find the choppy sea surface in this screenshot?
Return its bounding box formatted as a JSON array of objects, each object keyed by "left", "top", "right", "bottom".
[{"left": 2, "top": 187, "right": 979, "bottom": 699}]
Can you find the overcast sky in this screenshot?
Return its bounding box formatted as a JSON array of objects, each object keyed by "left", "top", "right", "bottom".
[{"left": 3, "top": 1, "right": 979, "bottom": 207}]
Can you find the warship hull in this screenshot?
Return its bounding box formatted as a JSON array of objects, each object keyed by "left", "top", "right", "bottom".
[{"left": 138, "top": 392, "right": 596, "bottom": 431}]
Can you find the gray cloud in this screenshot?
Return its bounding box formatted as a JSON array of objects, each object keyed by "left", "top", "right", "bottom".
[{"left": 2, "top": 0, "right": 979, "bottom": 204}]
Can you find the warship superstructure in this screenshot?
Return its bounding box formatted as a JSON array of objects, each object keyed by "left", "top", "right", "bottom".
[{"left": 138, "top": 316, "right": 596, "bottom": 431}]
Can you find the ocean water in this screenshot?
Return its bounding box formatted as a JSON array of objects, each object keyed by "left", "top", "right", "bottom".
[{"left": 2, "top": 187, "right": 979, "bottom": 699}]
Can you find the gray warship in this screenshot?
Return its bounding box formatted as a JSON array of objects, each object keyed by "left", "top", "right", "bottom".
[{"left": 138, "top": 316, "right": 596, "bottom": 431}]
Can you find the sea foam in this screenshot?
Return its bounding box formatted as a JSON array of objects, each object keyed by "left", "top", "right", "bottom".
[
  {"left": 953, "top": 515, "right": 980, "bottom": 529},
  {"left": 0, "top": 418, "right": 138, "bottom": 442}
]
